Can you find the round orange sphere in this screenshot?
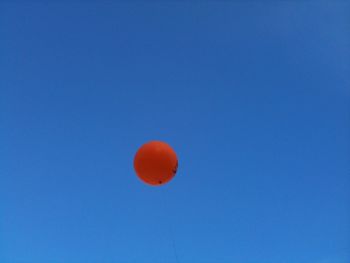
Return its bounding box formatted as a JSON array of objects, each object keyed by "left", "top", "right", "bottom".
[{"left": 133, "top": 141, "right": 178, "bottom": 186}]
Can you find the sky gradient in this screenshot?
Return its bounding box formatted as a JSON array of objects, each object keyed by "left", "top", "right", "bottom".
[{"left": 1, "top": 2, "right": 349, "bottom": 263}]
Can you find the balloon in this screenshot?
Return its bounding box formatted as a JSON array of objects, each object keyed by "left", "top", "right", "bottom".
[{"left": 134, "top": 141, "right": 178, "bottom": 186}]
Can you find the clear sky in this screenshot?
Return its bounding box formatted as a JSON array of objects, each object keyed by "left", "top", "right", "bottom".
[{"left": 1, "top": 2, "right": 349, "bottom": 263}]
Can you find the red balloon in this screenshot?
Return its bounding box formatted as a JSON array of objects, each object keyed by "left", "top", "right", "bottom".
[{"left": 134, "top": 141, "right": 178, "bottom": 186}]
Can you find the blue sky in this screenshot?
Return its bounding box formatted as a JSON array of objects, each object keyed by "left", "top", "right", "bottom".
[{"left": 0, "top": 2, "right": 349, "bottom": 263}]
